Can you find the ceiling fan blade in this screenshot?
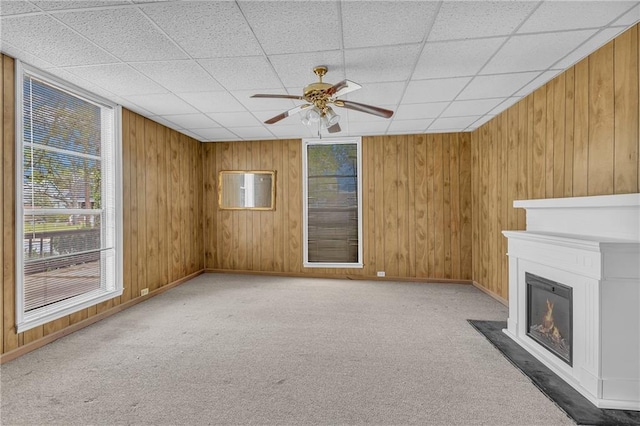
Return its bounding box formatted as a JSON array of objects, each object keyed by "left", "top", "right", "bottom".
[
  {"left": 327, "top": 79, "right": 362, "bottom": 97},
  {"left": 251, "top": 94, "right": 306, "bottom": 101},
  {"left": 264, "top": 104, "right": 311, "bottom": 124},
  {"left": 327, "top": 122, "right": 341, "bottom": 134},
  {"left": 334, "top": 100, "right": 393, "bottom": 118}
]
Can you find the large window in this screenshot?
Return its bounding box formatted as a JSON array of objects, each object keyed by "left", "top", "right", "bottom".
[
  {"left": 302, "top": 138, "right": 362, "bottom": 267},
  {"left": 16, "top": 63, "right": 122, "bottom": 332}
]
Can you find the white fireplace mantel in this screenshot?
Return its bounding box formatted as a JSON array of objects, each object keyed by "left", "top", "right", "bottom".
[
  {"left": 502, "top": 193, "right": 640, "bottom": 411},
  {"left": 514, "top": 193, "right": 640, "bottom": 241}
]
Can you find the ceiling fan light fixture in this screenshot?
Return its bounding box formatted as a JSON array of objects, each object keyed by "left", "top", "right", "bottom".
[
  {"left": 301, "top": 107, "right": 320, "bottom": 126},
  {"left": 308, "top": 108, "right": 320, "bottom": 122},
  {"left": 323, "top": 107, "right": 340, "bottom": 127}
]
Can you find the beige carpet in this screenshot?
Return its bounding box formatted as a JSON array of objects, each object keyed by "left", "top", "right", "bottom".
[{"left": 1, "top": 273, "right": 573, "bottom": 425}]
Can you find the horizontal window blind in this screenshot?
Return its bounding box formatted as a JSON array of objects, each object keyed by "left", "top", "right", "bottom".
[
  {"left": 305, "top": 142, "right": 360, "bottom": 264},
  {"left": 20, "top": 69, "right": 118, "bottom": 322}
]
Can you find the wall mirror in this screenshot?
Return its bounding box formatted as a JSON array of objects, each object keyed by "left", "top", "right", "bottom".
[{"left": 218, "top": 170, "right": 276, "bottom": 210}]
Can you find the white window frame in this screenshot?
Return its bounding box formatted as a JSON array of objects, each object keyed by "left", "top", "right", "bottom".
[
  {"left": 302, "top": 137, "right": 363, "bottom": 268},
  {"left": 15, "top": 61, "right": 123, "bottom": 333}
]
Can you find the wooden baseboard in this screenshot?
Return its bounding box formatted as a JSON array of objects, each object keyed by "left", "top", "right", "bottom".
[
  {"left": 0, "top": 269, "right": 204, "bottom": 365},
  {"left": 472, "top": 281, "right": 509, "bottom": 306},
  {"left": 205, "top": 268, "right": 472, "bottom": 285}
]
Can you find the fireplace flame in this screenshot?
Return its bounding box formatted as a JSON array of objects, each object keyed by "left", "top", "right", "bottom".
[{"left": 540, "top": 299, "right": 563, "bottom": 343}]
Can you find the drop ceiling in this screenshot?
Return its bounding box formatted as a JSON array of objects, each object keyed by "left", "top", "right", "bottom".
[{"left": 1, "top": 1, "right": 639, "bottom": 142}]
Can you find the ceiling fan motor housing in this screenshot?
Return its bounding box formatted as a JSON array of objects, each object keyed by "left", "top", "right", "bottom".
[{"left": 303, "top": 82, "right": 332, "bottom": 113}]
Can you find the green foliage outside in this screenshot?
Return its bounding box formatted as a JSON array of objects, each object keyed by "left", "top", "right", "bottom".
[{"left": 24, "top": 77, "right": 102, "bottom": 220}]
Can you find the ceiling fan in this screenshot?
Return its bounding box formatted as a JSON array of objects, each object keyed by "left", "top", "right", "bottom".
[{"left": 251, "top": 66, "right": 394, "bottom": 134}]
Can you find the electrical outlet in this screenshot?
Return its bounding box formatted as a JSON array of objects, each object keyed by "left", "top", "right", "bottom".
[
  {"left": 377, "top": 271, "right": 385, "bottom": 277},
  {"left": 140, "top": 288, "right": 149, "bottom": 296}
]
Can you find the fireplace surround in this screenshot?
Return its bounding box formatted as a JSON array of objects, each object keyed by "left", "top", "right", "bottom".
[{"left": 503, "top": 193, "right": 640, "bottom": 411}]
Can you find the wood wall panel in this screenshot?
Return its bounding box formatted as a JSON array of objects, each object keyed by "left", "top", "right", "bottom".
[
  {"left": 471, "top": 25, "right": 640, "bottom": 301},
  {"left": 588, "top": 42, "right": 616, "bottom": 196},
  {"left": 203, "top": 134, "right": 473, "bottom": 281},
  {"left": 0, "top": 55, "right": 204, "bottom": 355},
  {"left": 3, "top": 56, "right": 17, "bottom": 352}
]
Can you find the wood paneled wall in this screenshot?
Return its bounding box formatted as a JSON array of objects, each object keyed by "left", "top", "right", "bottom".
[
  {"left": 471, "top": 24, "right": 640, "bottom": 301},
  {"left": 203, "top": 134, "right": 472, "bottom": 281},
  {"left": 0, "top": 52, "right": 203, "bottom": 356}
]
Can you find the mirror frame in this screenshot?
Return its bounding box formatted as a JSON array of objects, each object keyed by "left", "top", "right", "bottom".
[{"left": 218, "top": 170, "right": 276, "bottom": 211}]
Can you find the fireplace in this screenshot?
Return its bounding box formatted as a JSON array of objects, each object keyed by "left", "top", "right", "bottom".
[
  {"left": 526, "top": 273, "right": 572, "bottom": 365},
  {"left": 502, "top": 193, "right": 640, "bottom": 411}
]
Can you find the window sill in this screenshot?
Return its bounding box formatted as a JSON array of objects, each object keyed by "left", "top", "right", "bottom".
[
  {"left": 17, "top": 288, "right": 123, "bottom": 333},
  {"left": 304, "top": 262, "right": 364, "bottom": 268}
]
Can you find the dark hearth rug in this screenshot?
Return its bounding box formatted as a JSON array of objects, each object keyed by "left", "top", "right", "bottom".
[{"left": 468, "top": 320, "right": 640, "bottom": 426}]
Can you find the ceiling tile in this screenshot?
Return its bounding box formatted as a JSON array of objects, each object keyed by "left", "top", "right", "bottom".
[
  {"left": 141, "top": 2, "right": 262, "bottom": 58},
  {"left": 131, "top": 60, "right": 223, "bottom": 93},
  {"left": 56, "top": 8, "right": 186, "bottom": 62},
  {"left": 269, "top": 51, "right": 345, "bottom": 88},
  {"left": 194, "top": 128, "right": 238, "bottom": 142},
  {"left": 613, "top": 4, "right": 640, "bottom": 25},
  {"left": 403, "top": 78, "right": 471, "bottom": 104},
  {"left": 0, "top": 1, "right": 40, "bottom": 15},
  {"left": 442, "top": 98, "right": 505, "bottom": 117},
  {"left": 428, "top": 1, "right": 538, "bottom": 41},
  {"left": 127, "top": 93, "right": 199, "bottom": 115},
  {"left": 414, "top": 38, "right": 506, "bottom": 79},
  {"left": 514, "top": 70, "right": 562, "bottom": 97},
  {"left": 178, "top": 91, "right": 246, "bottom": 113},
  {"left": 64, "top": 63, "right": 166, "bottom": 95},
  {"left": 198, "top": 56, "right": 282, "bottom": 91},
  {"left": 342, "top": 1, "right": 439, "bottom": 48},
  {"left": 0, "top": 42, "right": 56, "bottom": 70},
  {"left": 394, "top": 102, "right": 450, "bottom": 120},
  {"left": 1, "top": 0, "right": 629, "bottom": 140},
  {"left": 458, "top": 72, "right": 540, "bottom": 100},
  {"left": 1, "top": 15, "right": 118, "bottom": 66},
  {"left": 148, "top": 115, "right": 183, "bottom": 130},
  {"left": 345, "top": 82, "right": 406, "bottom": 106},
  {"left": 207, "top": 111, "right": 263, "bottom": 128},
  {"left": 554, "top": 27, "right": 628, "bottom": 69},
  {"left": 347, "top": 121, "right": 389, "bottom": 135},
  {"left": 518, "top": 2, "right": 637, "bottom": 34},
  {"left": 159, "top": 114, "right": 219, "bottom": 129},
  {"left": 238, "top": 1, "right": 341, "bottom": 54},
  {"left": 45, "top": 68, "right": 121, "bottom": 101},
  {"left": 387, "top": 119, "right": 432, "bottom": 134},
  {"left": 231, "top": 90, "right": 297, "bottom": 113},
  {"left": 345, "top": 44, "right": 422, "bottom": 83},
  {"left": 118, "top": 101, "right": 155, "bottom": 119},
  {"left": 227, "top": 126, "right": 275, "bottom": 140},
  {"left": 268, "top": 124, "right": 312, "bottom": 139},
  {"left": 429, "top": 116, "right": 482, "bottom": 131},
  {"left": 482, "top": 30, "right": 598, "bottom": 74},
  {"left": 31, "top": 1, "right": 130, "bottom": 10}
]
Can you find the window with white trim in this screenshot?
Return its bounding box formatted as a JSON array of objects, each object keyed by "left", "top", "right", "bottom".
[
  {"left": 302, "top": 138, "right": 363, "bottom": 268},
  {"left": 17, "top": 63, "right": 122, "bottom": 332}
]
